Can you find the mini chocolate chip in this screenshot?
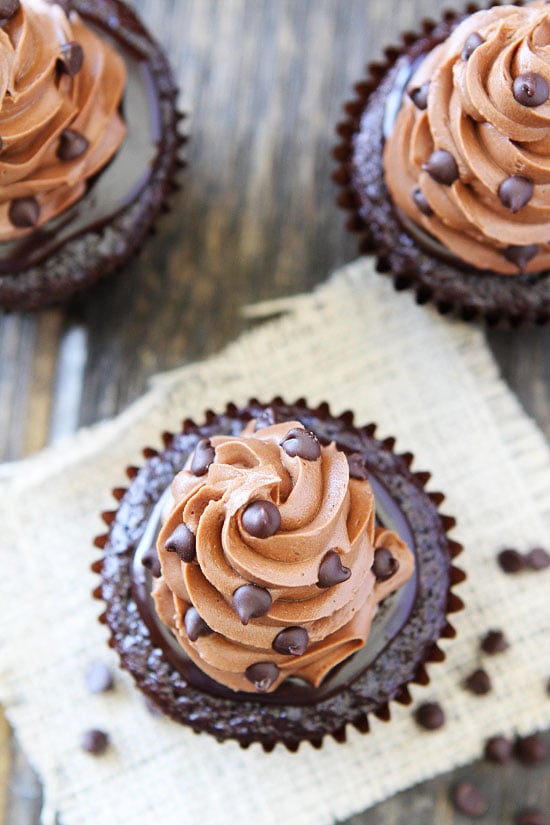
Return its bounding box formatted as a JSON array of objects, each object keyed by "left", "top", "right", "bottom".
[
  {"left": 272, "top": 626, "right": 309, "bottom": 656},
  {"left": 245, "top": 661, "right": 280, "bottom": 692},
  {"left": 516, "top": 810, "right": 550, "bottom": 825},
  {"left": 408, "top": 81, "right": 430, "bottom": 110},
  {"left": 232, "top": 584, "right": 272, "bottom": 624},
  {"left": 412, "top": 187, "right": 434, "bottom": 216},
  {"left": 84, "top": 662, "right": 114, "bottom": 694},
  {"left": 317, "top": 549, "right": 351, "bottom": 588},
  {"left": 422, "top": 149, "right": 459, "bottom": 186},
  {"left": 513, "top": 72, "right": 549, "bottom": 107},
  {"left": 81, "top": 729, "right": 109, "bottom": 755},
  {"left": 464, "top": 668, "right": 492, "bottom": 695},
  {"left": 372, "top": 547, "right": 399, "bottom": 581},
  {"left": 184, "top": 606, "right": 213, "bottom": 642},
  {"left": 461, "top": 32, "right": 484, "bottom": 61},
  {"left": 241, "top": 500, "right": 281, "bottom": 538},
  {"left": 414, "top": 701, "right": 445, "bottom": 730},
  {"left": 164, "top": 523, "right": 196, "bottom": 562},
  {"left": 347, "top": 452, "right": 369, "bottom": 480},
  {"left": 141, "top": 545, "right": 162, "bottom": 578},
  {"left": 515, "top": 733, "right": 549, "bottom": 765},
  {"left": 57, "top": 129, "right": 89, "bottom": 161},
  {"left": 498, "top": 548, "right": 527, "bottom": 573},
  {"left": 59, "top": 41, "right": 84, "bottom": 76},
  {"left": 481, "top": 629, "right": 509, "bottom": 655},
  {"left": 9, "top": 197, "right": 40, "bottom": 229},
  {"left": 451, "top": 782, "right": 488, "bottom": 818},
  {"left": 503, "top": 244, "right": 539, "bottom": 272},
  {"left": 280, "top": 427, "right": 321, "bottom": 461},
  {"left": 526, "top": 547, "right": 550, "bottom": 570},
  {"left": 484, "top": 735, "right": 514, "bottom": 764},
  {"left": 190, "top": 437, "right": 215, "bottom": 476},
  {"left": 0, "top": 0, "right": 19, "bottom": 20},
  {"left": 498, "top": 175, "right": 534, "bottom": 213}
]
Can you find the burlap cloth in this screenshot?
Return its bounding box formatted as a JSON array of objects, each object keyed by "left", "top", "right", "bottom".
[{"left": 1, "top": 260, "right": 549, "bottom": 825}]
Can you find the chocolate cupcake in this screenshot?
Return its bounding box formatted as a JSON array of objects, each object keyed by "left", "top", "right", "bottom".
[
  {"left": 0, "top": 0, "right": 183, "bottom": 311},
  {"left": 334, "top": 0, "right": 550, "bottom": 325},
  {"left": 94, "top": 399, "right": 463, "bottom": 751}
]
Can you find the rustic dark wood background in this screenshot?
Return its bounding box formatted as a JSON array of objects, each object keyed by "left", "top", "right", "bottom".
[{"left": 1, "top": 1, "right": 548, "bottom": 823}]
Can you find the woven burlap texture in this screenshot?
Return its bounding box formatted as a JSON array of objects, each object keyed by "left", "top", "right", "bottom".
[{"left": 1, "top": 260, "right": 549, "bottom": 825}]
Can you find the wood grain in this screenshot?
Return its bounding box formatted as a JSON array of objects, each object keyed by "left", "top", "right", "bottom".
[{"left": 0, "top": 0, "right": 548, "bottom": 823}]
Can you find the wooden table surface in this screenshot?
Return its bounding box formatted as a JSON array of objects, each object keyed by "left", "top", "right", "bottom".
[{"left": 1, "top": 1, "right": 549, "bottom": 823}]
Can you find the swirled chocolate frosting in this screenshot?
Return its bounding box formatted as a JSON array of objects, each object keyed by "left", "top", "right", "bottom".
[
  {"left": 0, "top": 0, "right": 126, "bottom": 241},
  {"left": 384, "top": 1, "right": 550, "bottom": 275},
  {"left": 153, "top": 420, "right": 414, "bottom": 694}
]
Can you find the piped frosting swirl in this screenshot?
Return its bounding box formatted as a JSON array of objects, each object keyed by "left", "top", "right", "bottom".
[
  {"left": 384, "top": 1, "right": 550, "bottom": 275},
  {"left": 153, "top": 420, "right": 414, "bottom": 693}
]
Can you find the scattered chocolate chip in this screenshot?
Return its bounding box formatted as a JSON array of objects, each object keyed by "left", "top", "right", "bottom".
[
  {"left": 464, "top": 668, "right": 492, "bottom": 695},
  {"left": 9, "top": 196, "right": 40, "bottom": 229},
  {"left": 190, "top": 437, "right": 215, "bottom": 476},
  {"left": 84, "top": 661, "right": 114, "bottom": 694},
  {"left": 347, "top": 452, "right": 369, "bottom": 480},
  {"left": 141, "top": 545, "right": 161, "bottom": 577},
  {"left": 515, "top": 810, "right": 550, "bottom": 825},
  {"left": 513, "top": 72, "right": 549, "bottom": 107},
  {"left": 498, "top": 175, "right": 534, "bottom": 213},
  {"left": 412, "top": 187, "right": 433, "bottom": 216},
  {"left": 408, "top": 81, "right": 430, "bottom": 110},
  {"left": 481, "top": 629, "right": 509, "bottom": 655},
  {"left": 0, "top": 0, "right": 19, "bottom": 21},
  {"left": 498, "top": 548, "right": 527, "bottom": 573},
  {"left": 515, "top": 733, "right": 549, "bottom": 765},
  {"left": 245, "top": 662, "right": 280, "bottom": 692},
  {"left": 526, "top": 547, "right": 550, "bottom": 571},
  {"left": 184, "top": 607, "right": 213, "bottom": 642},
  {"left": 484, "top": 735, "right": 514, "bottom": 764},
  {"left": 422, "top": 149, "right": 459, "bottom": 186},
  {"left": 372, "top": 547, "right": 400, "bottom": 581},
  {"left": 58, "top": 41, "right": 84, "bottom": 76},
  {"left": 232, "top": 584, "right": 272, "bottom": 625},
  {"left": 414, "top": 701, "right": 445, "bottom": 730},
  {"left": 241, "top": 500, "right": 281, "bottom": 538},
  {"left": 503, "top": 244, "right": 539, "bottom": 272},
  {"left": 280, "top": 427, "right": 321, "bottom": 461},
  {"left": 317, "top": 549, "right": 351, "bottom": 588},
  {"left": 164, "top": 523, "right": 196, "bottom": 562},
  {"left": 272, "top": 626, "right": 309, "bottom": 656},
  {"left": 451, "top": 782, "right": 488, "bottom": 818},
  {"left": 461, "top": 32, "right": 484, "bottom": 60},
  {"left": 81, "top": 728, "right": 109, "bottom": 755},
  {"left": 57, "top": 128, "right": 89, "bottom": 161}
]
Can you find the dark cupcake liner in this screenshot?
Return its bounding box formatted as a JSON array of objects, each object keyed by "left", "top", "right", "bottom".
[
  {"left": 0, "top": 0, "right": 185, "bottom": 312},
  {"left": 333, "top": 0, "right": 550, "bottom": 327},
  {"left": 93, "top": 398, "right": 464, "bottom": 752}
]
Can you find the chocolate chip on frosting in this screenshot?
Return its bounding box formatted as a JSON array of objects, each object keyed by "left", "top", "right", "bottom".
[
  {"left": 408, "top": 81, "right": 430, "bottom": 110},
  {"left": 464, "top": 668, "right": 492, "bottom": 695},
  {"left": 412, "top": 187, "right": 434, "bottom": 217},
  {"left": 81, "top": 728, "right": 109, "bottom": 755},
  {"left": 164, "top": 523, "right": 196, "bottom": 562},
  {"left": 372, "top": 547, "right": 400, "bottom": 581},
  {"left": 503, "top": 244, "right": 539, "bottom": 273},
  {"left": 414, "top": 701, "right": 445, "bottom": 730},
  {"left": 317, "top": 549, "right": 351, "bottom": 588},
  {"left": 484, "top": 735, "right": 514, "bottom": 764},
  {"left": 526, "top": 547, "right": 550, "bottom": 570},
  {"left": 57, "top": 129, "right": 90, "bottom": 161},
  {"left": 58, "top": 41, "right": 84, "bottom": 76},
  {"left": 184, "top": 607, "right": 213, "bottom": 642},
  {"left": 0, "top": 0, "right": 19, "bottom": 21},
  {"left": 141, "top": 545, "right": 162, "bottom": 578},
  {"left": 498, "top": 175, "right": 533, "bottom": 213},
  {"left": 346, "top": 452, "right": 369, "bottom": 480},
  {"left": 461, "top": 32, "right": 484, "bottom": 61},
  {"left": 513, "top": 72, "right": 549, "bottom": 107},
  {"left": 245, "top": 662, "right": 280, "bottom": 692},
  {"left": 480, "top": 629, "right": 509, "bottom": 655},
  {"left": 280, "top": 427, "right": 321, "bottom": 461},
  {"left": 272, "top": 626, "right": 309, "bottom": 656},
  {"left": 422, "top": 150, "right": 459, "bottom": 186},
  {"left": 190, "top": 437, "right": 215, "bottom": 476},
  {"left": 9, "top": 197, "right": 40, "bottom": 228},
  {"left": 232, "top": 584, "right": 273, "bottom": 625},
  {"left": 84, "top": 661, "right": 114, "bottom": 694},
  {"left": 241, "top": 499, "right": 281, "bottom": 538}
]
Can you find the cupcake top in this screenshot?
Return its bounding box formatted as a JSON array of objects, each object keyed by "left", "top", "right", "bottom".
[
  {"left": 153, "top": 419, "right": 414, "bottom": 694},
  {"left": 0, "top": 0, "right": 126, "bottom": 241},
  {"left": 384, "top": 0, "right": 550, "bottom": 275}
]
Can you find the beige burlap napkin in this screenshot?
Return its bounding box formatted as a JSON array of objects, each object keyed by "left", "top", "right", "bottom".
[{"left": 1, "top": 260, "right": 549, "bottom": 825}]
